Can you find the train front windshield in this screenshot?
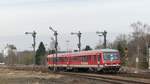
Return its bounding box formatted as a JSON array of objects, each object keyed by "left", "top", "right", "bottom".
[{"left": 103, "top": 52, "right": 119, "bottom": 61}]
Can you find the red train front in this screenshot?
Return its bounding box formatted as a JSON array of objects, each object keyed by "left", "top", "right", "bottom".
[{"left": 47, "top": 49, "right": 121, "bottom": 73}]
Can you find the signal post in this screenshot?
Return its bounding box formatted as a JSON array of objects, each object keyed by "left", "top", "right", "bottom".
[{"left": 148, "top": 44, "right": 150, "bottom": 69}]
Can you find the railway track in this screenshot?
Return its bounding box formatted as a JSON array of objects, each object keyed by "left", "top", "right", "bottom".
[
  {"left": 113, "top": 73, "right": 150, "bottom": 79},
  {"left": 1, "top": 65, "right": 150, "bottom": 84},
  {"left": 54, "top": 72, "right": 150, "bottom": 84}
]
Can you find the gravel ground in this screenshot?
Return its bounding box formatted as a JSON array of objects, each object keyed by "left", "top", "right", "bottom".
[{"left": 0, "top": 69, "right": 111, "bottom": 84}]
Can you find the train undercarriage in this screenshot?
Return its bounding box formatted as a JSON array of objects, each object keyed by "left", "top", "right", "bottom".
[{"left": 48, "top": 65, "right": 120, "bottom": 73}]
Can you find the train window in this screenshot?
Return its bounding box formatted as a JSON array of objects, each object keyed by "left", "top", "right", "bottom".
[
  {"left": 103, "top": 52, "right": 119, "bottom": 60},
  {"left": 72, "top": 57, "right": 79, "bottom": 62},
  {"left": 53, "top": 58, "right": 57, "bottom": 62},
  {"left": 62, "top": 57, "right": 67, "bottom": 62},
  {"left": 82, "top": 56, "right": 88, "bottom": 62},
  {"left": 49, "top": 58, "right": 53, "bottom": 62},
  {"left": 59, "top": 57, "right": 67, "bottom": 62},
  {"left": 59, "top": 57, "right": 63, "bottom": 62}
]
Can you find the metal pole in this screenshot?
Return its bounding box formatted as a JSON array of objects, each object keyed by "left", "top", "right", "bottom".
[
  {"left": 54, "top": 31, "right": 58, "bottom": 66},
  {"left": 32, "top": 31, "right": 36, "bottom": 65},
  {"left": 71, "top": 31, "right": 82, "bottom": 52},
  {"left": 135, "top": 46, "right": 139, "bottom": 73},
  {"left": 78, "top": 31, "right": 81, "bottom": 52},
  {"left": 103, "top": 30, "right": 107, "bottom": 48},
  {"left": 66, "top": 40, "right": 70, "bottom": 52},
  {"left": 96, "top": 30, "right": 107, "bottom": 49},
  {"left": 25, "top": 31, "right": 36, "bottom": 65},
  {"left": 148, "top": 44, "right": 150, "bottom": 69},
  {"left": 49, "top": 27, "right": 58, "bottom": 71}
]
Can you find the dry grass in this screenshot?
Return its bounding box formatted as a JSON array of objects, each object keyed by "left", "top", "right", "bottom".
[{"left": 0, "top": 68, "right": 109, "bottom": 84}]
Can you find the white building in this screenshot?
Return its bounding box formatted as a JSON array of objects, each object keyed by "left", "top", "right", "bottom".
[{"left": 3, "top": 44, "right": 17, "bottom": 57}]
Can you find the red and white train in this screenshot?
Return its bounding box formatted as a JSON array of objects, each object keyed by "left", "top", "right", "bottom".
[{"left": 47, "top": 49, "right": 121, "bottom": 73}]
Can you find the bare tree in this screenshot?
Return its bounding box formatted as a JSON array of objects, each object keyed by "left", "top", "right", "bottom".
[{"left": 129, "top": 21, "right": 150, "bottom": 68}]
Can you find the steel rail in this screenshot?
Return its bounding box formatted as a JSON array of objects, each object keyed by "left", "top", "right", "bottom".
[
  {"left": 54, "top": 72, "right": 150, "bottom": 84},
  {"left": 1, "top": 65, "right": 150, "bottom": 84}
]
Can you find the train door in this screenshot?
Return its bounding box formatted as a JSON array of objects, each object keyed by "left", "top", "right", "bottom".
[
  {"left": 82, "top": 56, "right": 88, "bottom": 65},
  {"left": 97, "top": 53, "right": 101, "bottom": 68},
  {"left": 97, "top": 53, "right": 101, "bottom": 65},
  {"left": 67, "top": 55, "right": 70, "bottom": 69}
]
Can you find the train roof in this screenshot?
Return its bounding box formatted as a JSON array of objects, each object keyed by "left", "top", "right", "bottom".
[
  {"left": 100, "top": 49, "right": 118, "bottom": 52},
  {"left": 47, "top": 49, "right": 118, "bottom": 58}
]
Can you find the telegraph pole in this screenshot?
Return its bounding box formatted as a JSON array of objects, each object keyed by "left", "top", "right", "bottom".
[
  {"left": 71, "top": 31, "right": 82, "bottom": 52},
  {"left": 148, "top": 44, "right": 150, "bottom": 69},
  {"left": 66, "top": 40, "right": 70, "bottom": 52},
  {"left": 103, "top": 30, "right": 107, "bottom": 48},
  {"left": 135, "top": 46, "right": 140, "bottom": 73},
  {"left": 25, "top": 31, "right": 36, "bottom": 66},
  {"left": 49, "top": 27, "right": 58, "bottom": 71},
  {"left": 96, "top": 30, "right": 107, "bottom": 48}
]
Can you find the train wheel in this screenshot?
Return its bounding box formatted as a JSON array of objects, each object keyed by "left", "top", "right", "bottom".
[
  {"left": 73, "top": 68, "right": 78, "bottom": 72},
  {"left": 48, "top": 67, "right": 54, "bottom": 71},
  {"left": 88, "top": 68, "right": 95, "bottom": 72}
]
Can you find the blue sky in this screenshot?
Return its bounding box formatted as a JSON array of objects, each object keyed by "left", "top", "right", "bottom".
[{"left": 0, "top": 0, "right": 150, "bottom": 51}]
